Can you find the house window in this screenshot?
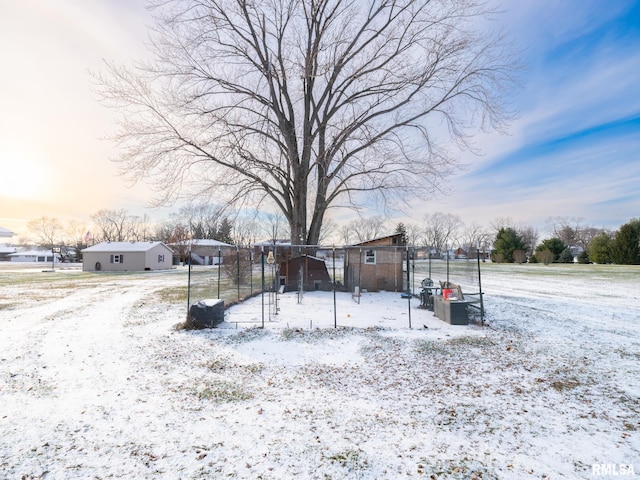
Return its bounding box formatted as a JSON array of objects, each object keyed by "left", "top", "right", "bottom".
[
  {"left": 364, "top": 249, "right": 376, "bottom": 264},
  {"left": 37, "top": 256, "right": 45, "bottom": 262},
  {"left": 158, "top": 254, "right": 165, "bottom": 263},
  {"left": 110, "top": 254, "right": 124, "bottom": 264}
]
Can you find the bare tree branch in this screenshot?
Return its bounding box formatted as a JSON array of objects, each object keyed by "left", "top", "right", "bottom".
[{"left": 94, "top": 0, "right": 517, "bottom": 244}]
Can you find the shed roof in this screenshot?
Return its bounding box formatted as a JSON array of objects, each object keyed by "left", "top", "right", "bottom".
[
  {"left": 82, "top": 241, "right": 171, "bottom": 253},
  {"left": 351, "top": 233, "right": 404, "bottom": 247}
]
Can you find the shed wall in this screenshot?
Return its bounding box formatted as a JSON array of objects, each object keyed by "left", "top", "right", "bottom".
[
  {"left": 82, "top": 252, "right": 146, "bottom": 272},
  {"left": 345, "top": 248, "right": 404, "bottom": 292},
  {"left": 82, "top": 244, "right": 173, "bottom": 272}
]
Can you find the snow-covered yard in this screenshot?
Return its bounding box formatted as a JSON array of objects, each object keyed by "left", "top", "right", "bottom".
[{"left": 1, "top": 263, "right": 638, "bottom": 479}]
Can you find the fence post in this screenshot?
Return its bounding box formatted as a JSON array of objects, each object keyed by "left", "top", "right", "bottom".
[
  {"left": 477, "top": 244, "right": 485, "bottom": 326},
  {"left": 405, "top": 245, "right": 410, "bottom": 294},
  {"left": 187, "top": 243, "right": 192, "bottom": 319},
  {"left": 274, "top": 243, "right": 279, "bottom": 315},
  {"left": 407, "top": 245, "right": 411, "bottom": 329},
  {"left": 333, "top": 246, "right": 337, "bottom": 328},
  {"left": 261, "top": 247, "right": 265, "bottom": 328},
  {"left": 249, "top": 249, "right": 253, "bottom": 295},
  {"left": 411, "top": 254, "right": 415, "bottom": 295},
  {"left": 446, "top": 244, "right": 450, "bottom": 284},
  {"left": 357, "top": 248, "right": 362, "bottom": 305},
  {"left": 217, "top": 247, "right": 221, "bottom": 299}
]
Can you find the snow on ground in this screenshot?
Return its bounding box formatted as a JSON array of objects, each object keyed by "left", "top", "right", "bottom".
[{"left": 0, "top": 263, "right": 639, "bottom": 479}]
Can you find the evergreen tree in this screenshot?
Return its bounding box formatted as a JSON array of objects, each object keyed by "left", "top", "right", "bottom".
[
  {"left": 395, "top": 223, "right": 408, "bottom": 246},
  {"left": 216, "top": 217, "right": 234, "bottom": 245},
  {"left": 534, "top": 237, "right": 566, "bottom": 263},
  {"left": 558, "top": 247, "right": 574, "bottom": 263},
  {"left": 588, "top": 231, "right": 613, "bottom": 264},
  {"left": 492, "top": 228, "right": 526, "bottom": 263},
  {"left": 611, "top": 219, "right": 640, "bottom": 265},
  {"left": 577, "top": 251, "right": 590, "bottom": 264}
]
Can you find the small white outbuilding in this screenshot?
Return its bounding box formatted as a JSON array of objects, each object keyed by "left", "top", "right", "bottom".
[
  {"left": 81, "top": 241, "right": 174, "bottom": 272},
  {"left": 8, "top": 250, "right": 60, "bottom": 263}
]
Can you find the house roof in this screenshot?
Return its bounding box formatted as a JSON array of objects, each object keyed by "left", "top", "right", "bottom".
[
  {"left": 9, "top": 250, "right": 59, "bottom": 257},
  {"left": 82, "top": 241, "right": 171, "bottom": 253},
  {"left": 0, "top": 245, "right": 18, "bottom": 254},
  {"left": 253, "top": 239, "right": 291, "bottom": 247},
  {"left": 184, "top": 239, "right": 233, "bottom": 247},
  {"left": 0, "top": 226, "right": 15, "bottom": 238}
]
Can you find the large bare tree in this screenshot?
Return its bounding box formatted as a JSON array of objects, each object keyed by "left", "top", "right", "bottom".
[
  {"left": 546, "top": 216, "right": 602, "bottom": 250},
  {"left": 96, "top": 0, "right": 514, "bottom": 245}
]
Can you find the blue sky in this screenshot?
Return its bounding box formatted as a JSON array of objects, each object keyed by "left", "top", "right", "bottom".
[
  {"left": 438, "top": 0, "right": 640, "bottom": 231},
  {"left": 0, "top": 0, "right": 638, "bottom": 238}
]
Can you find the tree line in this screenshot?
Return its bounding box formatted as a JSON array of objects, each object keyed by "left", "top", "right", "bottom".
[
  {"left": 20, "top": 208, "right": 640, "bottom": 265},
  {"left": 491, "top": 217, "right": 640, "bottom": 265},
  {"left": 20, "top": 203, "right": 290, "bottom": 260}
]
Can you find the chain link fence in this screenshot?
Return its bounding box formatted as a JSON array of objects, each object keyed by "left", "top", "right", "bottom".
[{"left": 185, "top": 244, "right": 485, "bottom": 327}]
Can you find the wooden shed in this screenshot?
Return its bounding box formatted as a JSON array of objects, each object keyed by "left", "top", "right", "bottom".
[
  {"left": 81, "top": 241, "right": 174, "bottom": 272},
  {"left": 344, "top": 233, "right": 405, "bottom": 292},
  {"left": 278, "top": 255, "right": 332, "bottom": 292}
]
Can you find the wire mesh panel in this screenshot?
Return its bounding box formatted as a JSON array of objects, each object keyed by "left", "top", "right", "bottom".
[
  {"left": 412, "top": 257, "right": 480, "bottom": 293},
  {"left": 186, "top": 246, "right": 272, "bottom": 307},
  {"left": 187, "top": 243, "right": 484, "bottom": 328}
]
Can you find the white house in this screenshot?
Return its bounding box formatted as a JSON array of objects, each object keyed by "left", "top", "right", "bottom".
[
  {"left": 0, "top": 226, "right": 14, "bottom": 238},
  {"left": 0, "top": 245, "right": 18, "bottom": 261},
  {"left": 171, "top": 239, "right": 234, "bottom": 265},
  {"left": 8, "top": 249, "right": 61, "bottom": 263},
  {"left": 81, "top": 241, "right": 174, "bottom": 272}
]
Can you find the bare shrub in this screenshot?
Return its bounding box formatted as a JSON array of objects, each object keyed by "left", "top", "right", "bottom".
[
  {"left": 513, "top": 249, "right": 527, "bottom": 264},
  {"left": 537, "top": 249, "right": 555, "bottom": 265},
  {"left": 222, "top": 251, "right": 252, "bottom": 285}
]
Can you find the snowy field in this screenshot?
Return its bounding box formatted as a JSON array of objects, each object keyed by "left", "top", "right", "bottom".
[{"left": 1, "top": 262, "right": 639, "bottom": 479}]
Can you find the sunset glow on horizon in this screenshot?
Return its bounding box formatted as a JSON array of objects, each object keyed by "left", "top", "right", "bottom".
[{"left": 1, "top": 0, "right": 638, "bottom": 240}]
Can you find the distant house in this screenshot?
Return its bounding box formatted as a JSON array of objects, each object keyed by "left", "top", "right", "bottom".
[
  {"left": 0, "top": 245, "right": 18, "bottom": 262},
  {"left": 569, "top": 246, "right": 584, "bottom": 262},
  {"left": 8, "top": 249, "right": 60, "bottom": 263},
  {"left": 81, "top": 241, "right": 174, "bottom": 272},
  {"left": 190, "top": 239, "right": 233, "bottom": 265},
  {"left": 344, "top": 233, "right": 405, "bottom": 292},
  {"left": 278, "top": 254, "right": 332, "bottom": 291},
  {"left": 253, "top": 239, "right": 291, "bottom": 260},
  {"left": 0, "top": 226, "right": 14, "bottom": 238},
  {"left": 454, "top": 247, "right": 467, "bottom": 259},
  {"left": 171, "top": 239, "right": 234, "bottom": 265}
]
